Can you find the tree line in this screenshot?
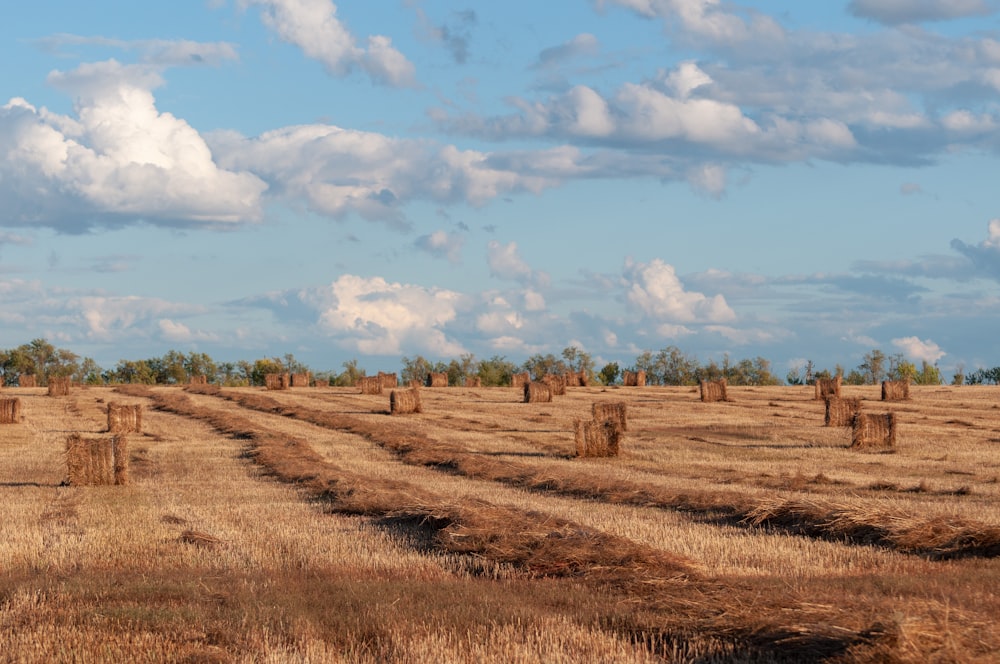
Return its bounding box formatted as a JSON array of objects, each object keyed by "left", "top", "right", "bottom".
[{"left": 1, "top": 338, "right": 993, "bottom": 388}]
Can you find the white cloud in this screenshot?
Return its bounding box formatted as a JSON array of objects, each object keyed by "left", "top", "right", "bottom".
[
  {"left": 69, "top": 295, "right": 203, "bottom": 341},
  {"left": 848, "top": 0, "right": 995, "bottom": 25},
  {"left": 623, "top": 258, "right": 736, "bottom": 323},
  {"left": 158, "top": 319, "right": 219, "bottom": 343},
  {"left": 535, "top": 33, "right": 600, "bottom": 68},
  {"left": 415, "top": 230, "right": 464, "bottom": 264},
  {"left": 486, "top": 240, "right": 550, "bottom": 287},
  {"left": 892, "top": 336, "right": 945, "bottom": 363},
  {"left": 523, "top": 289, "right": 546, "bottom": 311},
  {"left": 240, "top": 0, "right": 415, "bottom": 87}
]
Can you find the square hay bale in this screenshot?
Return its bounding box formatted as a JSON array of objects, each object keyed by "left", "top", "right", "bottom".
[
  {"left": 0, "top": 397, "right": 22, "bottom": 424},
  {"left": 426, "top": 372, "right": 448, "bottom": 388},
  {"left": 390, "top": 388, "right": 422, "bottom": 415},
  {"left": 107, "top": 402, "right": 143, "bottom": 433},
  {"left": 464, "top": 376, "right": 482, "bottom": 388},
  {"left": 290, "top": 372, "right": 311, "bottom": 388},
  {"left": 19, "top": 374, "right": 37, "bottom": 388},
  {"left": 408, "top": 379, "right": 423, "bottom": 389},
  {"left": 265, "top": 373, "right": 290, "bottom": 391},
  {"left": 47, "top": 376, "right": 71, "bottom": 397},
  {"left": 814, "top": 376, "right": 842, "bottom": 400},
  {"left": 378, "top": 372, "right": 398, "bottom": 389},
  {"left": 524, "top": 381, "right": 552, "bottom": 403},
  {"left": 700, "top": 379, "right": 728, "bottom": 403},
  {"left": 189, "top": 375, "right": 208, "bottom": 385},
  {"left": 881, "top": 380, "right": 910, "bottom": 401},
  {"left": 511, "top": 372, "right": 530, "bottom": 388},
  {"left": 0, "top": 375, "right": 4, "bottom": 388},
  {"left": 623, "top": 370, "right": 647, "bottom": 387},
  {"left": 314, "top": 378, "right": 330, "bottom": 388},
  {"left": 358, "top": 376, "right": 383, "bottom": 395},
  {"left": 542, "top": 373, "right": 566, "bottom": 396},
  {"left": 592, "top": 401, "right": 627, "bottom": 432},
  {"left": 825, "top": 397, "right": 861, "bottom": 427},
  {"left": 574, "top": 419, "right": 623, "bottom": 458},
  {"left": 564, "top": 372, "right": 581, "bottom": 388},
  {"left": 66, "top": 433, "right": 129, "bottom": 486},
  {"left": 851, "top": 412, "right": 897, "bottom": 450}
]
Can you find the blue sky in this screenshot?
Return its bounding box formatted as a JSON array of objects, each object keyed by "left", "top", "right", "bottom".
[{"left": 2, "top": 0, "right": 999, "bottom": 378}]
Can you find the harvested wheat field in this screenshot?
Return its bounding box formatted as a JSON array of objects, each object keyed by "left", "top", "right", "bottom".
[{"left": 2, "top": 383, "right": 999, "bottom": 662}]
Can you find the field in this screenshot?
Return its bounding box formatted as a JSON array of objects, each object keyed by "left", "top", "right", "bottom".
[{"left": 1, "top": 383, "right": 999, "bottom": 662}]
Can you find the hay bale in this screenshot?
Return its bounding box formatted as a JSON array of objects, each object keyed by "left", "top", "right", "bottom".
[
  {"left": 699, "top": 379, "right": 728, "bottom": 403},
  {"left": 378, "top": 372, "right": 398, "bottom": 389},
  {"left": 107, "top": 402, "right": 143, "bottom": 433},
  {"left": 623, "top": 370, "right": 647, "bottom": 387},
  {"left": 592, "top": 401, "right": 627, "bottom": 432},
  {"left": 0, "top": 375, "right": 4, "bottom": 388},
  {"left": 47, "top": 376, "right": 71, "bottom": 397},
  {"left": 314, "top": 378, "right": 330, "bottom": 388},
  {"left": 814, "top": 376, "right": 842, "bottom": 400},
  {"left": 19, "top": 374, "right": 37, "bottom": 388},
  {"left": 66, "top": 433, "right": 129, "bottom": 486},
  {"left": 825, "top": 397, "right": 861, "bottom": 427},
  {"left": 574, "top": 419, "right": 623, "bottom": 458},
  {"left": 390, "top": 388, "right": 422, "bottom": 415},
  {"left": 290, "top": 372, "right": 311, "bottom": 388},
  {"left": 542, "top": 374, "right": 566, "bottom": 396},
  {"left": 189, "top": 375, "right": 208, "bottom": 385},
  {"left": 358, "top": 376, "right": 383, "bottom": 395},
  {"left": 408, "top": 379, "right": 423, "bottom": 389},
  {"left": 851, "top": 413, "right": 897, "bottom": 450},
  {"left": 464, "top": 376, "right": 482, "bottom": 388},
  {"left": 511, "top": 372, "right": 530, "bottom": 389},
  {"left": 426, "top": 372, "right": 448, "bottom": 388},
  {"left": 524, "top": 381, "right": 552, "bottom": 403},
  {"left": 881, "top": 380, "right": 910, "bottom": 401},
  {"left": 265, "top": 373, "right": 290, "bottom": 391},
  {"left": 0, "top": 398, "right": 22, "bottom": 424}
]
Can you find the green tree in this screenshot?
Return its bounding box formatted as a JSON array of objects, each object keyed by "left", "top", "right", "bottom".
[
  {"left": 915, "top": 361, "right": 942, "bottom": 385},
  {"left": 250, "top": 358, "right": 285, "bottom": 386},
  {"left": 184, "top": 352, "right": 218, "bottom": 383},
  {"left": 400, "top": 355, "right": 435, "bottom": 385},
  {"left": 857, "top": 349, "right": 886, "bottom": 385},
  {"left": 75, "top": 358, "right": 103, "bottom": 385},
  {"left": 334, "top": 358, "right": 365, "bottom": 386},
  {"left": 477, "top": 355, "right": 516, "bottom": 386},
  {"left": 561, "top": 346, "right": 595, "bottom": 383},
  {"left": 521, "top": 353, "right": 566, "bottom": 381},
  {"left": 598, "top": 362, "right": 620, "bottom": 386}
]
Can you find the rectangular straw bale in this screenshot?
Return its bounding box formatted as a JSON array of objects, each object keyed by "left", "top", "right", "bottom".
[
  {"left": 851, "top": 412, "right": 897, "bottom": 450},
  {"left": 623, "top": 370, "right": 647, "bottom": 387},
  {"left": 574, "top": 419, "right": 622, "bottom": 458},
  {"left": 358, "top": 376, "right": 383, "bottom": 395},
  {"left": 699, "top": 379, "right": 728, "bottom": 403},
  {"left": 0, "top": 398, "right": 21, "bottom": 424},
  {"left": 825, "top": 397, "right": 861, "bottom": 427},
  {"left": 290, "top": 372, "right": 311, "bottom": 387},
  {"left": 564, "top": 372, "right": 581, "bottom": 388},
  {"left": 66, "top": 433, "right": 129, "bottom": 486},
  {"left": 0, "top": 375, "right": 4, "bottom": 388},
  {"left": 189, "top": 375, "right": 208, "bottom": 385},
  {"left": 814, "top": 376, "right": 842, "bottom": 400},
  {"left": 464, "top": 376, "right": 482, "bottom": 387},
  {"left": 408, "top": 379, "right": 423, "bottom": 389},
  {"left": 47, "top": 376, "right": 71, "bottom": 397},
  {"left": 378, "top": 372, "right": 398, "bottom": 389},
  {"left": 265, "top": 373, "right": 290, "bottom": 390},
  {"left": 426, "top": 372, "right": 448, "bottom": 388},
  {"left": 511, "top": 372, "right": 530, "bottom": 388},
  {"left": 542, "top": 373, "right": 566, "bottom": 396},
  {"left": 881, "top": 380, "right": 910, "bottom": 401},
  {"left": 524, "top": 381, "right": 552, "bottom": 403},
  {"left": 19, "top": 374, "right": 37, "bottom": 388},
  {"left": 390, "top": 388, "right": 422, "bottom": 414},
  {"left": 592, "top": 401, "right": 627, "bottom": 432},
  {"left": 313, "top": 378, "right": 330, "bottom": 388},
  {"left": 107, "top": 402, "right": 143, "bottom": 433}
]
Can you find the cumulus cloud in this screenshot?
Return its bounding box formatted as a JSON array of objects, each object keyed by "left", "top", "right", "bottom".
[
  {"left": 240, "top": 0, "right": 415, "bottom": 86},
  {"left": 848, "top": 0, "right": 996, "bottom": 25},
  {"left": 950, "top": 219, "right": 1000, "bottom": 280},
  {"left": 892, "top": 335, "right": 946, "bottom": 362},
  {"left": 158, "top": 319, "right": 219, "bottom": 343},
  {"left": 415, "top": 230, "right": 464, "bottom": 263},
  {"left": 0, "top": 61, "right": 267, "bottom": 232},
  {"left": 69, "top": 295, "right": 204, "bottom": 341},
  {"left": 623, "top": 258, "right": 736, "bottom": 323},
  {"left": 486, "top": 240, "right": 550, "bottom": 287}
]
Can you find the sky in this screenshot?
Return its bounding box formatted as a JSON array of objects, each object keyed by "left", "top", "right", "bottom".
[{"left": 2, "top": 0, "right": 1000, "bottom": 379}]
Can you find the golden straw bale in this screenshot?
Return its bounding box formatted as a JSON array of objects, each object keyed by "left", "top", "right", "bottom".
[
  {"left": 358, "top": 376, "right": 383, "bottom": 395},
  {"left": 107, "top": 402, "right": 143, "bottom": 434},
  {"left": 881, "top": 380, "right": 910, "bottom": 401},
  {"left": 378, "top": 372, "right": 398, "bottom": 389},
  {"left": 0, "top": 375, "right": 4, "bottom": 388},
  {"left": 564, "top": 372, "right": 581, "bottom": 388},
  {"left": 623, "top": 370, "right": 647, "bottom": 387},
  {"left": 408, "top": 379, "right": 423, "bottom": 389},
  {"left": 851, "top": 412, "right": 897, "bottom": 450},
  {"left": 699, "top": 379, "right": 728, "bottom": 403},
  {"left": 542, "top": 374, "right": 566, "bottom": 396},
  {"left": 592, "top": 401, "right": 627, "bottom": 432},
  {"left": 19, "top": 374, "right": 37, "bottom": 388},
  {"left": 814, "top": 376, "right": 842, "bottom": 400},
  {"left": 189, "top": 375, "right": 208, "bottom": 385},
  {"left": 524, "top": 381, "right": 552, "bottom": 403},
  {"left": 510, "top": 372, "right": 530, "bottom": 389},
  {"left": 390, "top": 388, "right": 422, "bottom": 415},
  {"left": 290, "top": 372, "right": 311, "bottom": 387},
  {"left": 0, "top": 398, "right": 22, "bottom": 424},
  {"left": 66, "top": 433, "right": 129, "bottom": 486},
  {"left": 426, "top": 372, "right": 448, "bottom": 388},
  {"left": 574, "top": 419, "right": 623, "bottom": 458},
  {"left": 313, "top": 378, "right": 330, "bottom": 388},
  {"left": 825, "top": 397, "right": 861, "bottom": 427},
  {"left": 47, "top": 376, "right": 71, "bottom": 397},
  {"left": 464, "top": 376, "right": 482, "bottom": 387},
  {"left": 265, "top": 373, "right": 290, "bottom": 391}
]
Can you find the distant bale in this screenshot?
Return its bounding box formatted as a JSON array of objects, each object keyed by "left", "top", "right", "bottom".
[
  {"left": 563, "top": 370, "right": 590, "bottom": 387},
  {"left": 66, "top": 433, "right": 129, "bottom": 486},
  {"left": 0, "top": 398, "right": 22, "bottom": 424},
  {"left": 390, "top": 388, "right": 422, "bottom": 415},
  {"left": 265, "top": 373, "right": 290, "bottom": 391},
  {"left": 814, "top": 376, "right": 842, "bottom": 400},
  {"left": 47, "top": 376, "right": 71, "bottom": 397},
  {"left": 290, "top": 372, "right": 311, "bottom": 388},
  {"left": 851, "top": 413, "right": 897, "bottom": 450},
  {"left": 464, "top": 376, "right": 482, "bottom": 388},
  {"left": 358, "top": 376, "right": 383, "bottom": 395},
  {"left": 700, "top": 379, "right": 728, "bottom": 403},
  {"left": 881, "top": 380, "right": 910, "bottom": 401},
  {"left": 378, "top": 372, "right": 398, "bottom": 389},
  {"left": 825, "top": 397, "right": 861, "bottom": 427},
  {"left": 511, "top": 372, "right": 530, "bottom": 389},
  {"left": 0, "top": 375, "right": 4, "bottom": 388},
  {"left": 592, "top": 401, "right": 627, "bottom": 432},
  {"left": 426, "top": 372, "right": 448, "bottom": 388},
  {"left": 20, "top": 374, "right": 37, "bottom": 388},
  {"left": 314, "top": 378, "right": 330, "bottom": 388},
  {"left": 107, "top": 402, "right": 143, "bottom": 434},
  {"left": 189, "top": 375, "right": 208, "bottom": 385},
  {"left": 574, "top": 419, "right": 623, "bottom": 458},
  {"left": 408, "top": 379, "right": 423, "bottom": 389},
  {"left": 524, "top": 381, "right": 552, "bottom": 403},
  {"left": 543, "top": 374, "right": 566, "bottom": 396},
  {"left": 623, "top": 370, "right": 647, "bottom": 387}
]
